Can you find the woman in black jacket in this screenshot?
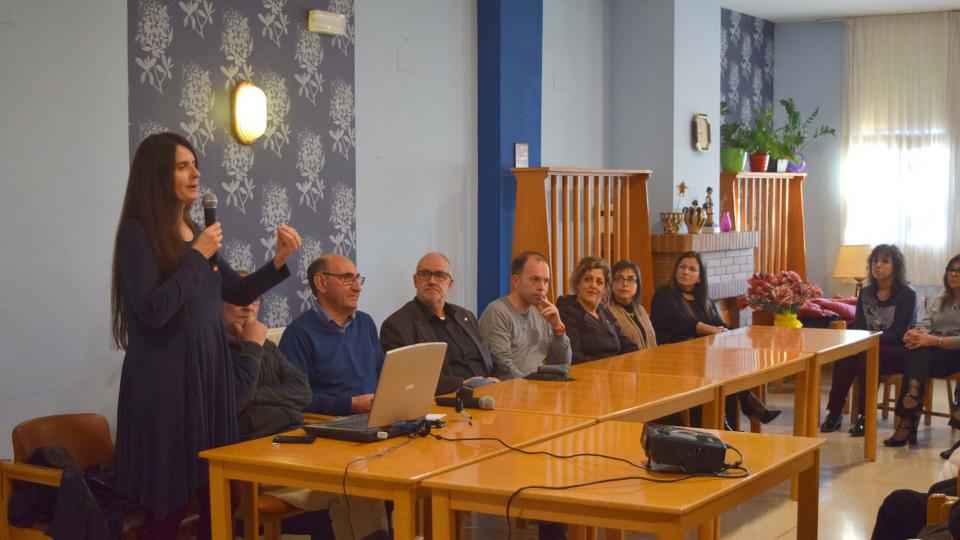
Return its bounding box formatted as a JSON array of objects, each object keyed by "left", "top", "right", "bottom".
[
  {"left": 651, "top": 251, "right": 780, "bottom": 427},
  {"left": 557, "top": 256, "right": 638, "bottom": 364}
]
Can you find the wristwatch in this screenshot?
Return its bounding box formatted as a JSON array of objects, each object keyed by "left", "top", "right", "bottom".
[{"left": 552, "top": 324, "right": 566, "bottom": 335}]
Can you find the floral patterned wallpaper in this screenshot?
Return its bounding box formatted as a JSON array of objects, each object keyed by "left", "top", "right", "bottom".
[
  {"left": 721, "top": 8, "right": 774, "bottom": 126},
  {"left": 127, "top": 0, "right": 356, "bottom": 327}
]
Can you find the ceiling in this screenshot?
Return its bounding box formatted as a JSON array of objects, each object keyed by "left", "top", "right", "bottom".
[{"left": 719, "top": 0, "right": 960, "bottom": 22}]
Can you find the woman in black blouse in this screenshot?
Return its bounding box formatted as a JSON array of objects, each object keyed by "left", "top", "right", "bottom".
[
  {"left": 557, "top": 257, "right": 638, "bottom": 364},
  {"left": 651, "top": 251, "right": 780, "bottom": 427}
]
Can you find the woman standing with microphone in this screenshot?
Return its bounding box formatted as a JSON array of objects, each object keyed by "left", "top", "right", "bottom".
[{"left": 110, "top": 132, "right": 300, "bottom": 538}]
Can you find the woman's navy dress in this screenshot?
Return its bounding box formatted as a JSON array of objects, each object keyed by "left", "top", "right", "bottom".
[{"left": 113, "top": 218, "right": 289, "bottom": 518}]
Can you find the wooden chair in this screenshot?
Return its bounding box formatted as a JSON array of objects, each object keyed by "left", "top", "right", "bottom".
[
  {"left": 927, "top": 493, "right": 958, "bottom": 526},
  {"left": 0, "top": 413, "right": 197, "bottom": 539}
]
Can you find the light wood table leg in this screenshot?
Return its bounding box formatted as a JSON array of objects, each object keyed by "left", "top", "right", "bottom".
[
  {"left": 702, "top": 388, "right": 721, "bottom": 430},
  {"left": 796, "top": 450, "right": 820, "bottom": 540},
  {"left": 603, "top": 528, "right": 623, "bottom": 540},
  {"left": 697, "top": 518, "right": 718, "bottom": 540},
  {"left": 791, "top": 369, "right": 809, "bottom": 501},
  {"left": 659, "top": 521, "right": 684, "bottom": 540},
  {"left": 567, "top": 524, "right": 589, "bottom": 540},
  {"left": 208, "top": 462, "right": 233, "bottom": 540},
  {"left": 430, "top": 489, "right": 456, "bottom": 540},
  {"left": 805, "top": 357, "right": 823, "bottom": 438},
  {"left": 393, "top": 488, "right": 418, "bottom": 540},
  {"left": 865, "top": 344, "right": 879, "bottom": 460},
  {"left": 240, "top": 482, "right": 259, "bottom": 540}
]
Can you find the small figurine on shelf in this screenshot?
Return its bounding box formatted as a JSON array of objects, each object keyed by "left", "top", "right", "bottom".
[{"left": 702, "top": 186, "right": 717, "bottom": 233}]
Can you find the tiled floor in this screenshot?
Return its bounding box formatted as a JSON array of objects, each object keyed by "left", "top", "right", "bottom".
[{"left": 285, "top": 376, "right": 960, "bottom": 539}]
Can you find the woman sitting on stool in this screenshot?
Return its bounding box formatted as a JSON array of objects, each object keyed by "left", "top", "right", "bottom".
[
  {"left": 650, "top": 251, "right": 780, "bottom": 428},
  {"left": 820, "top": 244, "right": 917, "bottom": 436},
  {"left": 884, "top": 254, "right": 960, "bottom": 447}
]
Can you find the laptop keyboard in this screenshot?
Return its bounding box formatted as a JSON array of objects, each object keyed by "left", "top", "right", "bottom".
[{"left": 323, "top": 413, "right": 370, "bottom": 430}]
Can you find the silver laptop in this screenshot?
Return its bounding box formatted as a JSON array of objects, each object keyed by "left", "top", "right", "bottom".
[{"left": 304, "top": 342, "right": 447, "bottom": 442}]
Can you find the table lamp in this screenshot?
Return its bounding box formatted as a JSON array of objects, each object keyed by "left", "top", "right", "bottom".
[{"left": 832, "top": 244, "right": 872, "bottom": 297}]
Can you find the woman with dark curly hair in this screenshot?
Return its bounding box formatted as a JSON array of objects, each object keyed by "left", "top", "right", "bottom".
[
  {"left": 557, "top": 256, "right": 638, "bottom": 364},
  {"left": 884, "top": 254, "right": 960, "bottom": 447},
  {"left": 820, "top": 244, "right": 917, "bottom": 436}
]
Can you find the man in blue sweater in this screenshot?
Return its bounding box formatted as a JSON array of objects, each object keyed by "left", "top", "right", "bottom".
[{"left": 279, "top": 254, "right": 384, "bottom": 416}]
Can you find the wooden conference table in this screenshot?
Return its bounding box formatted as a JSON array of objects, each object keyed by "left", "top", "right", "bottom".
[
  {"left": 424, "top": 421, "right": 824, "bottom": 540},
  {"left": 201, "top": 407, "right": 593, "bottom": 540},
  {"left": 666, "top": 326, "right": 881, "bottom": 460},
  {"left": 472, "top": 368, "right": 721, "bottom": 427},
  {"left": 574, "top": 346, "right": 812, "bottom": 437}
]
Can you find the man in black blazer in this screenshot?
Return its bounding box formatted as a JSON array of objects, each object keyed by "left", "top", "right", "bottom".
[{"left": 380, "top": 252, "right": 514, "bottom": 394}]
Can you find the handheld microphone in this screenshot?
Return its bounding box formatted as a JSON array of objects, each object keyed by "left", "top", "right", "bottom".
[
  {"left": 201, "top": 192, "right": 219, "bottom": 272},
  {"left": 435, "top": 386, "right": 495, "bottom": 410}
]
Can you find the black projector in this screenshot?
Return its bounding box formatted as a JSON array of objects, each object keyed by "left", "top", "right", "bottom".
[{"left": 641, "top": 423, "right": 729, "bottom": 474}]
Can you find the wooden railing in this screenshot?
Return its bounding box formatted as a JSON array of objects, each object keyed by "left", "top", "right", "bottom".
[
  {"left": 718, "top": 172, "right": 808, "bottom": 280},
  {"left": 511, "top": 168, "right": 654, "bottom": 307}
]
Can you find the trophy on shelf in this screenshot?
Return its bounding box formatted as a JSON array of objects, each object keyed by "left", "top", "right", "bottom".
[
  {"left": 702, "top": 186, "right": 717, "bottom": 233},
  {"left": 682, "top": 199, "right": 707, "bottom": 234}
]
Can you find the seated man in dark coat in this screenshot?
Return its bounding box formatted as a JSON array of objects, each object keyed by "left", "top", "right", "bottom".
[
  {"left": 380, "top": 252, "right": 514, "bottom": 395},
  {"left": 225, "top": 286, "right": 386, "bottom": 540}
]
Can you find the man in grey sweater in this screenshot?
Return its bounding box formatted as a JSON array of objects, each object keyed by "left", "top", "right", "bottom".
[{"left": 479, "top": 251, "right": 572, "bottom": 377}]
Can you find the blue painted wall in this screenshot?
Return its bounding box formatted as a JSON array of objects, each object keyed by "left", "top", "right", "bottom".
[{"left": 477, "top": 0, "right": 542, "bottom": 312}]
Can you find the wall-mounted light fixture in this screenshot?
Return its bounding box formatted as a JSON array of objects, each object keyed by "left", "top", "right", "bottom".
[
  {"left": 232, "top": 81, "right": 266, "bottom": 145},
  {"left": 308, "top": 10, "right": 346, "bottom": 36}
]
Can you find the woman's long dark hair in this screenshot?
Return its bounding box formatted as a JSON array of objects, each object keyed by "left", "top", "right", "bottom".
[
  {"left": 611, "top": 259, "right": 642, "bottom": 309},
  {"left": 111, "top": 132, "right": 197, "bottom": 349},
  {"left": 669, "top": 251, "right": 713, "bottom": 315},
  {"left": 866, "top": 244, "right": 907, "bottom": 291}
]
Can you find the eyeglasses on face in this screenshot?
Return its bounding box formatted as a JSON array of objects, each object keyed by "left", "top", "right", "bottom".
[
  {"left": 322, "top": 272, "right": 365, "bottom": 286},
  {"left": 948, "top": 267, "right": 960, "bottom": 276},
  {"left": 613, "top": 276, "right": 638, "bottom": 285},
  {"left": 415, "top": 269, "right": 452, "bottom": 282}
]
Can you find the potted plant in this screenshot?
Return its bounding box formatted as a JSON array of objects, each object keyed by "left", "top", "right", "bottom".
[
  {"left": 742, "top": 107, "right": 775, "bottom": 172},
  {"left": 768, "top": 137, "right": 792, "bottom": 173},
  {"left": 719, "top": 101, "right": 746, "bottom": 173},
  {"left": 738, "top": 271, "right": 823, "bottom": 328},
  {"left": 778, "top": 97, "right": 836, "bottom": 173}
]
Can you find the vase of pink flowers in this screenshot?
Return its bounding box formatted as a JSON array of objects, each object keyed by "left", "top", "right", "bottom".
[{"left": 738, "top": 271, "right": 823, "bottom": 328}]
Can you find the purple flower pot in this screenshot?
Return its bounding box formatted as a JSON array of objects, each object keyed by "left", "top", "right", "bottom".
[{"left": 787, "top": 151, "right": 807, "bottom": 173}]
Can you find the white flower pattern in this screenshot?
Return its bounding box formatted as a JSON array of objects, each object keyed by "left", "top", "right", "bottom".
[
  {"left": 179, "top": 0, "right": 215, "bottom": 38},
  {"left": 135, "top": 0, "right": 175, "bottom": 94},
  {"left": 224, "top": 239, "right": 255, "bottom": 272},
  {"left": 295, "top": 128, "right": 326, "bottom": 211},
  {"left": 329, "top": 183, "right": 355, "bottom": 257},
  {"left": 179, "top": 63, "right": 216, "bottom": 155},
  {"left": 294, "top": 22, "right": 325, "bottom": 105},
  {"left": 261, "top": 70, "right": 291, "bottom": 158},
  {"left": 129, "top": 0, "right": 356, "bottom": 323},
  {"left": 329, "top": 78, "right": 354, "bottom": 159},
  {"left": 722, "top": 9, "right": 773, "bottom": 126},
  {"left": 261, "top": 292, "right": 291, "bottom": 327},
  {"left": 258, "top": 0, "right": 289, "bottom": 48},
  {"left": 220, "top": 9, "right": 254, "bottom": 89},
  {"left": 221, "top": 139, "right": 256, "bottom": 214},
  {"left": 260, "top": 183, "right": 291, "bottom": 260},
  {"left": 328, "top": 0, "right": 354, "bottom": 56}
]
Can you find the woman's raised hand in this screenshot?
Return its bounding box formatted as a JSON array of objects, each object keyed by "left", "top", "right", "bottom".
[{"left": 273, "top": 224, "right": 302, "bottom": 269}]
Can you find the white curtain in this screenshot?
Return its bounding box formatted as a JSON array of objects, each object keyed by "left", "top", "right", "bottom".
[{"left": 841, "top": 13, "right": 960, "bottom": 285}]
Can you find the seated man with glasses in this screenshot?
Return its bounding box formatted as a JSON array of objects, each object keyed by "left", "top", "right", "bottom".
[
  {"left": 279, "top": 254, "right": 384, "bottom": 416},
  {"left": 380, "top": 252, "right": 514, "bottom": 394},
  {"left": 478, "top": 250, "right": 571, "bottom": 377}
]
